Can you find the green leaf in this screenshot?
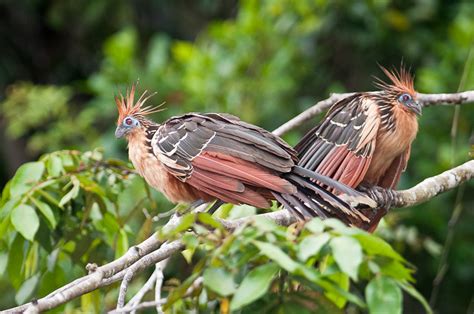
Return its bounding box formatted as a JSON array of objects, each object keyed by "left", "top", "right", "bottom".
[
  {"left": 31, "top": 198, "right": 57, "bottom": 229},
  {"left": 59, "top": 176, "right": 80, "bottom": 207},
  {"left": 398, "top": 282, "right": 433, "bottom": 314},
  {"left": 10, "top": 162, "right": 45, "bottom": 198},
  {"left": 15, "top": 273, "right": 40, "bottom": 305},
  {"left": 46, "top": 155, "right": 63, "bottom": 177},
  {"left": 330, "top": 236, "right": 362, "bottom": 281},
  {"left": 0, "top": 252, "right": 8, "bottom": 275},
  {"left": 325, "top": 272, "right": 350, "bottom": 308},
  {"left": 379, "top": 260, "right": 414, "bottom": 282},
  {"left": 197, "top": 212, "right": 222, "bottom": 229},
  {"left": 230, "top": 263, "right": 279, "bottom": 310},
  {"left": 161, "top": 213, "right": 196, "bottom": 238},
  {"left": 323, "top": 218, "right": 348, "bottom": 232},
  {"left": 366, "top": 276, "right": 402, "bottom": 314},
  {"left": 354, "top": 234, "right": 404, "bottom": 261},
  {"left": 297, "top": 233, "right": 330, "bottom": 262},
  {"left": 304, "top": 218, "right": 324, "bottom": 234},
  {"left": 7, "top": 235, "right": 25, "bottom": 289},
  {"left": 76, "top": 174, "right": 106, "bottom": 197},
  {"left": 11, "top": 204, "right": 40, "bottom": 241},
  {"left": 253, "top": 240, "right": 299, "bottom": 272},
  {"left": 203, "top": 267, "right": 236, "bottom": 296},
  {"left": 115, "top": 229, "right": 129, "bottom": 259}
]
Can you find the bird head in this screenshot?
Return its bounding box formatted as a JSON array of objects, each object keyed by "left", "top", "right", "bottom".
[
  {"left": 375, "top": 66, "right": 422, "bottom": 116},
  {"left": 114, "top": 84, "right": 163, "bottom": 138}
]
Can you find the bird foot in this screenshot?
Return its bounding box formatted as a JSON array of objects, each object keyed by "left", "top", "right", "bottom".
[{"left": 357, "top": 185, "right": 397, "bottom": 209}]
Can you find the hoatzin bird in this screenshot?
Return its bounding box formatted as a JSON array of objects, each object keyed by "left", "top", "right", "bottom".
[
  {"left": 295, "top": 67, "right": 421, "bottom": 231},
  {"left": 114, "top": 85, "right": 374, "bottom": 225}
]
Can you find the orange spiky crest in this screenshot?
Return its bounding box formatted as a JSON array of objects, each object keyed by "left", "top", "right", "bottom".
[
  {"left": 374, "top": 65, "right": 416, "bottom": 98},
  {"left": 115, "top": 84, "right": 164, "bottom": 125}
]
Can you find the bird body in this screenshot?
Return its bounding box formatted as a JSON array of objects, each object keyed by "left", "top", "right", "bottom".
[
  {"left": 295, "top": 67, "right": 421, "bottom": 230},
  {"left": 115, "top": 86, "right": 373, "bottom": 225}
]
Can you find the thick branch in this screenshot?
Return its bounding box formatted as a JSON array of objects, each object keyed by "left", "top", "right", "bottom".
[
  {"left": 371, "top": 160, "right": 474, "bottom": 208},
  {"left": 273, "top": 91, "right": 474, "bottom": 136}
]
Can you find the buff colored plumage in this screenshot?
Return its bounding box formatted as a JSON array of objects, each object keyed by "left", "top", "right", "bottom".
[{"left": 295, "top": 67, "right": 421, "bottom": 231}]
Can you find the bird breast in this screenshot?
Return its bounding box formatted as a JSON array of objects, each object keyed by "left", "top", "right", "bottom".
[
  {"left": 365, "top": 106, "right": 418, "bottom": 183},
  {"left": 127, "top": 131, "right": 204, "bottom": 204}
]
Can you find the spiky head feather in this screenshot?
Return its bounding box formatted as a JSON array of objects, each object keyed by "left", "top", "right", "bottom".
[
  {"left": 374, "top": 65, "right": 416, "bottom": 98},
  {"left": 115, "top": 84, "right": 163, "bottom": 125}
]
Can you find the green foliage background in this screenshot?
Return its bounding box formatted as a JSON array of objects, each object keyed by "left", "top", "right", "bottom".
[{"left": 0, "top": 0, "right": 473, "bottom": 312}]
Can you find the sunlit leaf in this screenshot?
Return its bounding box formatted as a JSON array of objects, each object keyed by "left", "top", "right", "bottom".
[
  {"left": 330, "top": 236, "right": 362, "bottom": 281},
  {"left": 11, "top": 204, "right": 39, "bottom": 241},
  {"left": 31, "top": 198, "right": 57, "bottom": 229},
  {"left": 59, "top": 176, "right": 80, "bottom": 207},
  {"left": 297, "top": 233, "right": 330, "bottom": 262},
  {"left": 304, "top": 218, "right": 324, "bottom": 234},
  {"left": 354, "top": 234, "right": 404, "bottom": 261},
  {"left": 10, "top": 162, "right": 45, "bottom": 198}
]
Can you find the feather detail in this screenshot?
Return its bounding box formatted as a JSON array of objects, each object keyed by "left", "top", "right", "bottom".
[{"left": 192, "top": 152, "right": 296, "bottom": 194}]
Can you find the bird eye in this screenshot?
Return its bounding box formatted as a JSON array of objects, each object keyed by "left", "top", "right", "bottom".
[
  {"left": 398, "top": 93, "right": 412, "bottom": 103},
  {"left": 124, "top": 117, "right": 134, "bottom": 126}
]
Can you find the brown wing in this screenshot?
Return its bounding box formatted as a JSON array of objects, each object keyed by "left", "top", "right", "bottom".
[
  {"left": 295, "top": 94, "right": 381, "bottom": 188},
  {"left": 151, "top": 113, "right": 297, "bottom": 208}
]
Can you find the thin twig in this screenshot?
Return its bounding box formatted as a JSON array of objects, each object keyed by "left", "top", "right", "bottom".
[
  {"left": 126, "top": 269, "right": 158, "bottom": 314},
  {"left": 154, "top": 259, "right": 169, "bottom": 314},
  {"left": 109, "top": 277, "right": 203, "bottom": 314}
]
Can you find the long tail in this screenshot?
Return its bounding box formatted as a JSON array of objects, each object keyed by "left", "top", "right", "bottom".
[{"left": 273, "top": 166, "right": 376, "bottom": 226}]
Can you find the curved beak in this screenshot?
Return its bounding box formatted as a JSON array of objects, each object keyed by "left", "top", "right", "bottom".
[
  {"left": 115, "top": 126, "right": 127, "bottom": 138},
  {"left": 410, "top": 100, "right": 422, "bottom": 116}
]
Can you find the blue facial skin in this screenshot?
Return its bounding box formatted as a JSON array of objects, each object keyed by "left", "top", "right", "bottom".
[
  {"left": 115, "top": 116, "right": 140, "bottom": 138},
  {"left": 398, "top": 93, "right": 422, "bottom": 116}
]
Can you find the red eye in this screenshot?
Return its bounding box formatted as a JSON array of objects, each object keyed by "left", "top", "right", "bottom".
[
  {"left": 398, "top": 93, "right": 412, "bottom": 103},
  {"left": 124, "top": 117, "right": 133, "bottom": 126}
]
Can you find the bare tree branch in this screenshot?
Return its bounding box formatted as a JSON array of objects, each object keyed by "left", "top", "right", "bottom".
[
  {"left": 5, "top": 91, "right": 474, "bottom": 313},
  {"left": 368, "top": 160, "right": 474, "bottom": 209},
  {"left": 273, "top": 91, "right": 474, "bottom": 136},
  {"left": 126, "top": 268, "right": 158, "bottom": 314},
  {"left": 154, "top": 259, "right": 168, "bottom": 314}
]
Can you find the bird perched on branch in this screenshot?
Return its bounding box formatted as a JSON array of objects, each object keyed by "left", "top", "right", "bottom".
[
  {"left": 295, "top": 66, "right": 421, "bottom": 231},
  {"left": 114, "top": 85, "right": 373, "bottom": 225}
]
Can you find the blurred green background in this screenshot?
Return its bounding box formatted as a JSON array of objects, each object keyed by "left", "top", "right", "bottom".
[{"left": 0, "top": 0, "right": 473, "bottom": 312}]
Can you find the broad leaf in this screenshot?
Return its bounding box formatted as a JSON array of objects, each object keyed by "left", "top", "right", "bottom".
[
  {"left": 31, "top": 198, "right": 57, "bottom": 229},
  {"left": 11, "top": 204, "right": 40, "bottom": 241},
  {"left": 297, "top": 233, "right": 330, "bottom": 262},
  {"left": 253, "top": 241, "right": 299, "bottom": 272},
  {"left": 203, "top": 268, "right": 236, "bottom": 296},
  {"left": 366, "top": 276, "right": 402, "bottom": 314},
  {"left": 230, "top": 263, "right": 279, "bottom": 310},
  {"left": 354, "top": 234, "right": 404, "bottom": 261},
  {"left": 15, "top": 273, "right": 40, "bottom": 305},
  {"left": 10, "top": 162, "right": 45, "bottom": 198},
  {"left": 330, "top": 236, "right": 362, "bottom": 281}
]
